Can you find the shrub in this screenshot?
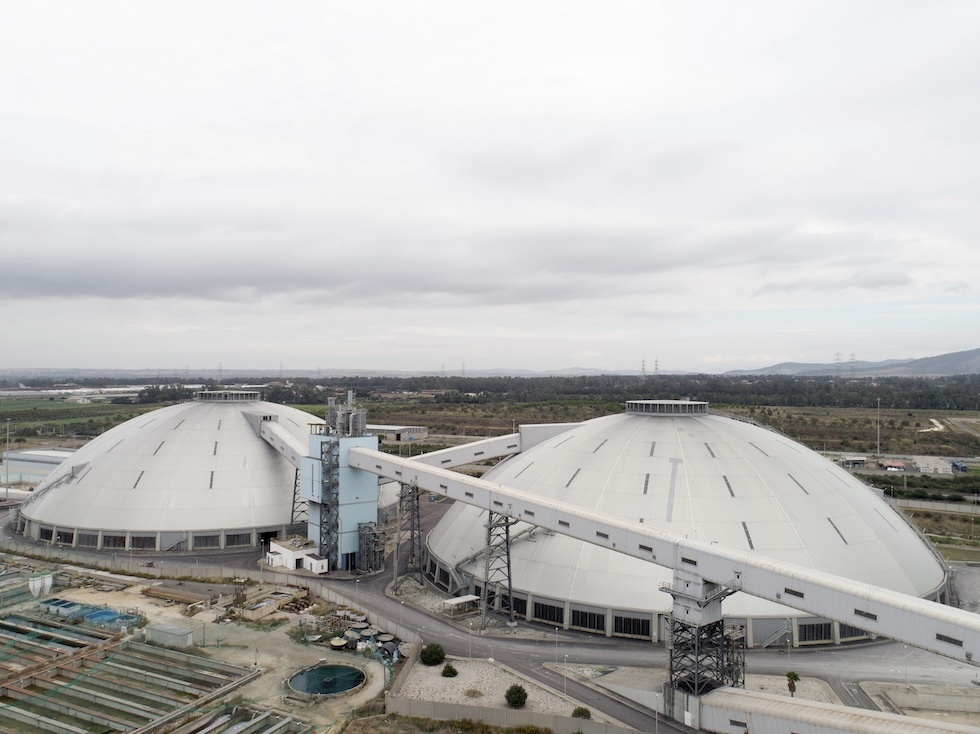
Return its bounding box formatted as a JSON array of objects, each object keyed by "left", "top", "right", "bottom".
[
  {"left": 572, "top": 706, "right": 592, "bottom": 719},
  {"left": 441, "top": 662, "right": 458, "bottom": 677},
  {"left": 420, "top": 643, "right": 445, "bottom": 666},
  {"left": 505, "top": 683, "right": 528, "bottom": 708}
]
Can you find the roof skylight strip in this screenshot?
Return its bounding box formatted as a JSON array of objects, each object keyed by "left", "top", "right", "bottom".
[
  {"left": 874, "top": 508, "right": 897, "bottom": 531},
  {"left": 741, "top": 521, "right": 754, "bottom": 549},
  {"left": 827, "top": 517, "right": 848, "bottom": 545},
  {"left": 788, "top": 474, "right": 810, "bottom": 495},
  {"left": 514, "top": 463, "right": 533, "bottom": 478},
  {"left": 825, "top": 467, "right": 849, "bottom": 485}
]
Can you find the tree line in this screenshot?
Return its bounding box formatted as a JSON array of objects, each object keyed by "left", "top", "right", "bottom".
[
  {"left": 258, "top": 374, "right": 980, "bottom": 411},
  {"left": 3, "top": 373, "right": 970, "bottom": 412}
]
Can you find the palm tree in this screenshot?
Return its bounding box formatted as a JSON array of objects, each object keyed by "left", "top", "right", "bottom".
[{"left": 786, "top": 671, "right": 801, "bottom": 697}]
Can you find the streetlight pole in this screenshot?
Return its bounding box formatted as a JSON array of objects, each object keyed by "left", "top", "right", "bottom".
[
  {"left": 563, "top": 654, "right": 568, "bottom": 695},
  {"left": 554, "top": 627, "right": 559, "bottom": 665},
  {"left": 469, "top": 622, "right": 473, "bottom": 658},
  {"left": 400, "top": 600, "right": 404, "bottom": 625}
]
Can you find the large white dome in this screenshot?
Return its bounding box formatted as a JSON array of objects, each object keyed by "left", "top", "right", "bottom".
[
  {"left": 18, "top": 392, "right": 323, "bottom": 551},
  {"left": 424, "top": 403, "right": 948, "bottom": 644}
]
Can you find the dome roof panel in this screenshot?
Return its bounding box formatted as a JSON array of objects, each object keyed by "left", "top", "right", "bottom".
[
  {"left": 428, "top": 408, "right": 947, "bottom": 618},
  {"left": 21, "top": 396, "right": 322, "bottom": 537}
]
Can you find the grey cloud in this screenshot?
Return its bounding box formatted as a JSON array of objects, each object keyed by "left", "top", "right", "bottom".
[
  {"left": 751, "top": 269, "right": 914, "bottom": 297},
  {"left": 5, "top": 190, "right": 905, "bottom": 310}
]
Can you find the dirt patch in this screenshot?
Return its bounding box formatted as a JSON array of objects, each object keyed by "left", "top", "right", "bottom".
[
  {"left": 397, "top": 657, "right": 588, "bottom": 719},
  {"left": 50, "top": 581, "right": 388, "bottom": 730}
]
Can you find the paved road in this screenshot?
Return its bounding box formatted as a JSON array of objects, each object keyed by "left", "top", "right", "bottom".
[
  {"left": 325, "top": 561, "right": 980, "bottom": 729},
  {"left": 322, "top": 567, "right": 693, "bottom": 733},
  {"left": 6, "top": 502, "right": 980, "bottom": 731}
]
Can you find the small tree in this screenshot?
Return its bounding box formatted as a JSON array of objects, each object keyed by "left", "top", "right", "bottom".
[
  {"left": 505, "top": 683, "right": 528, "bottom": 708},
  {"left": 786, "top": 670, "right": 800, "bottom": 697},
  {"left": 420, "top": 643, "right": 445, "bottom": 666},
  {"left": 572, "top": 706, "right": 592, "bottom": 719},
  {"left": 441, "top": 662, "right": 458, "bottom": 677}
]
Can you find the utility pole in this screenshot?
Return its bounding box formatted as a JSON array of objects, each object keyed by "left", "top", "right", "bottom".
[
  {"left": 4, "top": 418, "right": 9, "bottom": 501},
  {"left": 876, "top": 397, "right": 881, "bottom": 457}
]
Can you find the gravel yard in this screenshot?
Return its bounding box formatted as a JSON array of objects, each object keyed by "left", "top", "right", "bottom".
[{"left": 397, "top": 657, "right": 589, "bottom": 718}]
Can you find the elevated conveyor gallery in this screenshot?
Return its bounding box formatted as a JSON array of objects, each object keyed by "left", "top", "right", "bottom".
[{"left": 348, "top": 445, "right": 980, "bottom": 666}]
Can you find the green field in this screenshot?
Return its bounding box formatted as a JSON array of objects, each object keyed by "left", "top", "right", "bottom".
[{"left": 0, "top": 398, "right": 158, "bottom": 445}]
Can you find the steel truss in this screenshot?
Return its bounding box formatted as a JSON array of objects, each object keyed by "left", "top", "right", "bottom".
[
  {"left": 665, "top": 617, "right": 746, "bottom": 700},
  {"left": 319, "top": 436, "right": 340, "bottom": 569},
  {"left": 358, "top": 522, "right": 385, "bottom": 572},
  {"left": 480, "top": 511, "right": 516, "bottom": 630},
  {"left": 290, "top": 468, "right": 307, "bottom": 525},
  {"left": 393, "top": 480, "right": 423, "bottom": 591},
  {"left": 724, "top": 624, "right": 746, "bottom": 689},
  {"left": 668, "top": 618, "right": 727, "bottom": 696}
]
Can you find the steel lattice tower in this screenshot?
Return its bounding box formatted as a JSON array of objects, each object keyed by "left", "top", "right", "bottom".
[
  {"left": 290, "top": 468, "right": 307, "bottom": 526},
  {"left": 480, "top": 511, "right": 516, "bottom": 630},
  {"left": 319, "top": 436, "right": 340, "bottom": 569},
  {"left": 662, "top": 571, "right": 739, "bottom": 706},
  {"left": 393, "top": 480, "right": 423, "bottom": 591},
  {"left": 358, "top": 522, "right": 384, "bottom": 572}
]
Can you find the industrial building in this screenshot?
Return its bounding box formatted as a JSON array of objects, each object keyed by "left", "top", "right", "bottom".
[
  {"left": 420, "top": 400, "right": 951, "bottom": 648},
  {"left": 16, "top": 390, "right": 381, "bottom": 571},
  {"left": 17, "top": 391, "right": 316, "bottom": 551},
  {"left": 16, "top": 391, "right": 952, "bottom": 652},
  {"left": 10, "top": 391, "right": 976, "bottom": 734}
]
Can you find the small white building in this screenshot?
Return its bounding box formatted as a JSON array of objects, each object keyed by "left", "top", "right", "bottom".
[
  {"left": 145, "top": 623, "right": 195, "bottom": 649},
  {"left": 266, "top": 538, "right": 329, "bottom": 573},
  {"left": 367, "top": 424, "right": 428, "bottom": 442}
]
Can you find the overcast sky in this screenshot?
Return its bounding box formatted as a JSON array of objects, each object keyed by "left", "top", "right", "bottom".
[{"left": 2, "top": 2, "right": 978, "bottom": 375}]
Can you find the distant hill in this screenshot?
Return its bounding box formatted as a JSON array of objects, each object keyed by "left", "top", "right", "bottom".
[
  {"left": 2, "top": 348, "right": 978, "bottom": 381},
  {"left": 724, "top": 348, "right": 980, "bottom": 377},
  {"left": 0, "top": 366, "right": 686, "bottom": 381}
]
